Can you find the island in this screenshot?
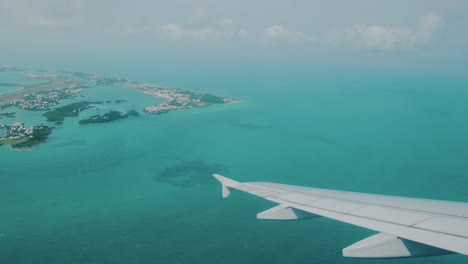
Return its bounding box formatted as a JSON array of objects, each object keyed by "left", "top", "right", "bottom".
[
  {"left": 79, "top": 110, "right": 129, "bottom": 125},
  {"left": 71, "top": 72, "right": 127, "bottom": 86},
  {"left": 43, "top": 102, "right": 99, "bottom": 122},
  {"left": 124, "top": 83, "right": 242, "bottom": 114},
  {"left": 127, "top": 109, "right": 140, "bottom": 116},
  {"left": 70, "top": 71, "right": 242, "bottom": 115},
  {"left": 0, "top": 64, "right": 243, "bottom": 151},
  {"left": 0, "top": 122, "right": 53, "bottom": 150}
]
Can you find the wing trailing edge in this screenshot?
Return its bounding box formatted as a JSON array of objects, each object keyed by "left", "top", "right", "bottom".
[
  {"left": 343, "top": 233, "right": 453, "bottom": 258},
  {"left": 212, "top": 174, "right": 468, "bottom": 258}
]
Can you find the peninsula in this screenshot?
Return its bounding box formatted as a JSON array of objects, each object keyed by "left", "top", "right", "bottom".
[
  {"left": 0, "top": 123, "right": 53, "bottom": 150},
  {"left": 70, "top": 71, "right": 243, "bottom": 115},
  {"left": 0, "top": 74, "right": 86, "bottom": 111},
  {"left": 125, "top": 83, "right": 242, "bottom": 114},
  {"left": 0, "top": 64, "right": 243, "bottom": 151}
]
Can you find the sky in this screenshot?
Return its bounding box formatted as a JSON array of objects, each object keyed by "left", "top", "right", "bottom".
[{"left": 1, "top": 0, "right": 467, "bottom": 72}]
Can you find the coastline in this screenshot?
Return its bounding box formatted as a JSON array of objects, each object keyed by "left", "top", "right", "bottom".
[{"left": 0, "top": 64, "right": 243, "bottom": 151}]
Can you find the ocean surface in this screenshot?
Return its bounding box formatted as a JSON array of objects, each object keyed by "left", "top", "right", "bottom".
[{"left": 1, "top": 60, "right": 468, "bottom": 264}]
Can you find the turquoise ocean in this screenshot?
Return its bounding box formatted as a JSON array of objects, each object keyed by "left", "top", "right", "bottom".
[{"left": 1, "top": 59, "right": 468, "bottom": 263}]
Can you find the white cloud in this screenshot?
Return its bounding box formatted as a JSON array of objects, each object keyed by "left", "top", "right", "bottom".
[
  {"left": 161, "top": 23, "right": 234, "bottom": 41},
  {"left": 263, "top": 25, "right": 313, "bottom": 42},
  {"left": 416, "top": 12, "right": 443, "bottom": 43},
  {"left": 332, "top": 12, "right": 443, "bottom": 50},
  {"left": 340, "top": 25, "right": 415, "bottom": 50},
  {"left": 221, "top": 18, "right": 233, "bottom": 26},
  {"left": 238, "top": 28, "right": 256, "bottom": 41}
]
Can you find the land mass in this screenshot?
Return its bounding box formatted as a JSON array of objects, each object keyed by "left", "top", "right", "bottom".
[
  {"left": 0, "top": 65, "right": 243, "bottom": 151},
  {"left": 125, "top": 83, "right": 242, "bottom": 114},
  {"left": 0, "top": 74, "right": 86, "bottom": 111},
  {"left": 71, "top": 71, "right": 243, "bottom": 115},
  {"left": 0, "top": 122, "right": 53, "bottom": 150},
  {"left": 43, "top": 102, "right": 100, "bottom": 122},
  {"left": 79, "top": 110, "right": 133, "bottom": 125}
]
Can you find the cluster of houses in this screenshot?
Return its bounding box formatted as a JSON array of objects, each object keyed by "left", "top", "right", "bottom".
[{"left": 0, "top": 122, "right": 34, "bottom": 140}]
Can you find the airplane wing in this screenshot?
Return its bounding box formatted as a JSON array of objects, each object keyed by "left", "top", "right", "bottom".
[{"left": 213, "top": 174, "right": 468, "bottom": 259}]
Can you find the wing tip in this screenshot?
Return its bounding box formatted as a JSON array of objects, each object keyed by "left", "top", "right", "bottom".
[
  {"left": 213, "top": 174, "right": 239, "bottom": 198},
  {"left": 212, "top": 174, "right": 239, "bottom": 187}
]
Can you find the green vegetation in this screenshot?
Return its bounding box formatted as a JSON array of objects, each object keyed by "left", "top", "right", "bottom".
[
  {"left": 12, "top": 126, "right": 53, "bottom": 148},
  {"left": 79, "top": 111, "right": 128, "bottom": 125},
  {"left": 0, "top": 66, "right": 241, "bottom": 150},
  {"left": 200, "top": 93, "right": 225, "bottom": 104},
  {"left": 43, "top": 102, "right": 98, "bottom": 122},
  {"left": 0, "top": 125, "right": 53, "bottom": 150},
  {"left": 127, "top": 109, "right": 140, "bottom": 116},
  {"left": 168, "top": 100, "right": 182, "bottom": 107},
  {"left": 96, "top": 77, "right": 127, "bottom": 86}
]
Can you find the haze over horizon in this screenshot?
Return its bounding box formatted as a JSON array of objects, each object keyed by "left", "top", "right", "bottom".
[{"left": 1, "top": 0, "right": 468, "bottom": 73}]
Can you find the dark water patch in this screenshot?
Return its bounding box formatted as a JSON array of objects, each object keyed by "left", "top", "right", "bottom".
[
  {"left": 421, "top": 107, "right": 450, "bottom": 117},
  {"left": 51, "top": 139, "right": 87, "bottom": 148},
  {"left": 155, "top": 160, "right": 229, "bottom": 187}
]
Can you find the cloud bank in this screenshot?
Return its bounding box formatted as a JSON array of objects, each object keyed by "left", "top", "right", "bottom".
[
  {"left": 333, "top": 12, "right": 443, "bottom": 50},
  {"left": 0, "top": 1, "right": 445, "bottom": 54},
  {"left": 161, "top": 23, "right": 234, "bottom": 41},
  {"left": 263, "top": 25, "right": 313, "bottom": 42}
]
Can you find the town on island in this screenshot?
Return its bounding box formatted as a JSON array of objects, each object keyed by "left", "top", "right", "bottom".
[{"left": 0, "top": 64, "right": 243, "bottom": 151}]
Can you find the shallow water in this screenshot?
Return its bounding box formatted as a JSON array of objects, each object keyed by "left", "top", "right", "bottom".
[{"left": 1, "top": 63, "right": 468, "bottom": 263}]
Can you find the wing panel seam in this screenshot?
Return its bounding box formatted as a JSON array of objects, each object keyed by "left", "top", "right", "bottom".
[
  {"left": 269, "top": 198, "right": 468, "bottom": 240},
  {"left": 248, "top": 183, "right": 467, "bottom": 220}
]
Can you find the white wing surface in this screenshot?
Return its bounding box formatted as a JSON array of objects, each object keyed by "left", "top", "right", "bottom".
[{"left": 213, "top": 174, "right": 468, "bottom": 259}]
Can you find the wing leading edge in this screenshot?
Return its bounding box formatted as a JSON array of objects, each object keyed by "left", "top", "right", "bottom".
[{"left": 213, "top": 174, "right": 468, "bottom": 259}]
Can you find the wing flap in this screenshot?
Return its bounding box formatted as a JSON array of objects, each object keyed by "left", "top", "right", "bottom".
[
  {"left": 213, "top": 175, "right": 468, "bottom": 256},
  {"left": 342, "top": 233, "right": 452, "bottom": 258}
]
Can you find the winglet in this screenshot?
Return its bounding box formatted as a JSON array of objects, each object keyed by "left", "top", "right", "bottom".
[{"left": 213, "top": 174, "right": 239, "bottom": 198}]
